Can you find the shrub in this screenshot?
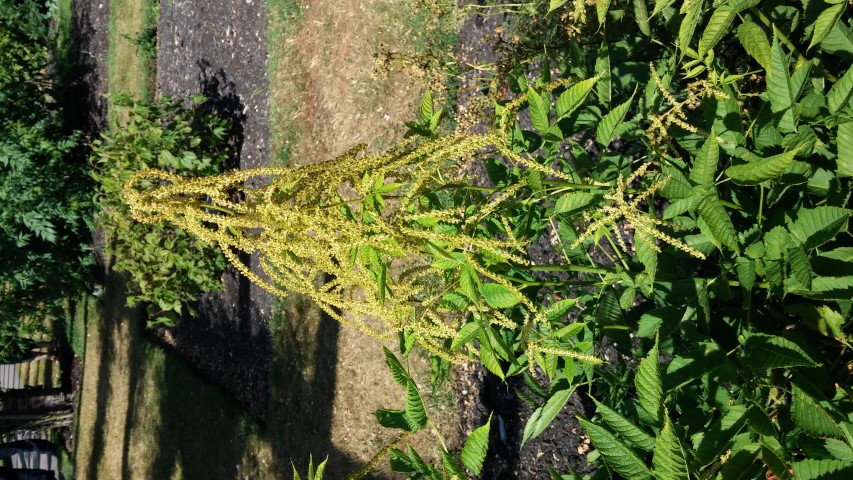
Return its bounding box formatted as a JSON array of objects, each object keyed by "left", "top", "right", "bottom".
[{"left": 91, "top": 95, "right": 232, "bottom": 326}]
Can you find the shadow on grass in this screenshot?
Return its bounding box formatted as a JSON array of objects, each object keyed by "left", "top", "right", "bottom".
[{"left": 267, "top": 296, "right": 393, "bottom": 479}]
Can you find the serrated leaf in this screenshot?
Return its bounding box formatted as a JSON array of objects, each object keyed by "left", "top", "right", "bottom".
[
  {"left": 788, "top": 206, "right": 851, "bottom": 249},
  {"left": 634, "top": 236, "right": 658, "bottom": 282},
  {"left": 479, "top": 334, "right": 505, "bottom": 379},
  {"left": 440, "top": 447, "right": 464, "bottom": 479},
  {"left": 592, "top": 399, "right": 655, "bottom": 451},
  {"left": 690, "top": 128, "right": 719, "bottom": 188},
  {"left": 736, "top": 257, "right": 756, "bottom": 291},
  {"left": 788, "top": 245, "right": 813, "bottom": 289},
  {"left": 549, "top": 0, "right": 570, "bottom": 12},
  {"left": 792, "top": 384, "right": 844, "bottom": 438},
  {"left": 389, "top": 449, "right": 416, "bottom": 473},
  {"left": 597, "top": 93, "right": 635, "bottom": 147},
  {"left": 557, "top": 77, "right": 598, "bottom": 118},
  {"left": 479, "top": 283, "right": 522, "bottom": 309},
  {"left": 794, "top": 459, "right": 853, "bottom": 480},
  {"left": 544, "top": 298, "right": 579, "bottom": 321},
  {"left": 596, "top": 42, "right": 611, "bottom": 107},
  {"left": 698, "top": 4, "right": 737, "bottom": 57},
  {"left": 405, "top": 379, "right": 428, "bottom": 432},
  {"left": 828, "top": 66, "right": 853, "bottom": 113},
  {"left": 811, "top": 3, "right": 847, "bottom": 52},
  {"left": 555, "top": 192, "right": 598, "bottom": 215},
  {"left": 652, "top": 0, "right": 674, "bottom": 17},
  {"left": 634, "top": 0, "right": 651, "bottom": 36},
  {"left": 596, "top": 0, "right": 611, "bottom": 26},
  {"left": 523, "top": 386, "right": 575, "bottom": 446},
  {"left": 725, "top": 148, "right": 800, "bottom": 185},
  {"left": 653, "top": 412, "right": 690, "bottom": 480},
  {"left": 737, "top": 21, "right": 771, "bottom": 71},
  {"left": 528, "top": 88, "right": 551, "bottom": 134},
  {"left": 460, "top": 266, "right": 480, "bottom": 302},
  {"left": 451, "top": 322, "right": 480, "bottom": 350},
  {"left": 768, "top": 34, "right": 795, "bottom": 129},
  {"left": 420, "top": 91, "right": 434, "bottom": 124},
  {"left": 375, "top": 408, "right": 413, "bottom": 431},
  {"left": 698, "top": 194, "right": 739, "bottom": 253},
  {"left": 744, "top": 334, "right": 820, "bottom": 370},
  {"left": 636, "top": 334, "right": 663, "bottom": 423},
  {"left": 384, "top": 347, "right": 410, "bottom": 387},
  {"left": 578, "top": 417, "right": 653, "bottom": 479},
  {"left": 693, "top": 405, "right": 748, "bottom": 467},
  {"left": 762, "top": 444, "right": 793, "bottom": 480},
  {"left": 679, "top": 0, "right": 704, "bottom": 52},
  {"left": 838, "top": 122, "right": 853, "bottom": 178},
  {"left": 461, "top": 415, "right": 491, "bottom": 474}
]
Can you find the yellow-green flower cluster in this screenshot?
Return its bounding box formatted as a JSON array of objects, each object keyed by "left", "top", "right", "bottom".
[{"left": 122, "top": 131, "right": 575, "bottom": 362}]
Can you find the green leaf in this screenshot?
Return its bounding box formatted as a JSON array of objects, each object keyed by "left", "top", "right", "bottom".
[
  {"left": 578, "top": 417, "right": 653, "bottom": 479},
  {"left": 762, "top": 444, "right": 793, "bottom": 480},
  {"left": 384, "top": 347, "right": 410, "bottom": 387},
  {"left": 479, "top": 333, "right": 505, "bottom": 380},
  {"left": 389, "top": 449, "right": 416, "bottom": 473},
  {"left": 837, "top": 122, "right": 853, "bottom": 178},
  {"left": 557, "top": 77, "right": 598, "bottom": 118},
  {"left": 768, "top": 35, "right": 795, "bottom": 130},
  {"left": 591, "top": 399, "right": 655, "bottom": 451},
  {"left": 405, "top": 379, "right": 428, "bottom": 432},
  {"left": 725, "top": 148, "right": 800, "bottom": 185},
  {"left": 549, "top": 0, "right": 570, "bottom": 12},
  {"left": 792, "top": 384, "right": 844, "bottom": 438},
  {"left": 461, "top": 414, "right": 491, "bottom": 474},
  {"left": 788, "top": 245, "right": 813, "bottom": 289},
  {"left": 479, "top": 283, "right": 522, "bottom": 309},
  {"left": 596, "top": 92, "right": 635, "bottom": 147},
  {"left": 544, "top": 298, "right": 579, "bottom": 321},
  {"left": 634, "top": 0, "right": 651, "bottom": 36},
  {"left": 653, "top": 412, "right": 689, "bottom": 480},
  {"left": 528, "top": 88, "right": 551, "bottom": 134},
  {"left": 678, "top": 0, "right": 704, "bottom": 52},
  {"left": 788, "top": 206, "right": 851, "bottom": 250},
  {"left": 451, "top": 322, "right": 480, "bottom": 350},
  {"left": 743, "top": 334, "right": 820, "bottom": 370},
  {"left": 555, "top": 192, "right": 598, "bottom": 215},
  {"left": 460, "top": 265, "right": 480, "bottom": 303},
  {"left": 440, "top": 447, "right": 464, "bottom": 479},
  {"left": 698, "top": 3, "right": 737, "bottom": 57},
  {"left": 636, "top": 333, "right": 663, "bottom": 423},
  {"left": 523, "top": 386, "right": 575, "bottom": 446},
  {"left": 689, "top": 128, "right": 719, "bottom": 188},
  {"left": 736, "top": 257, "right": 756, "bottom": 291},
  {"left": 596, "top": 41, "right": 611, "bottom": 107},
  {"left": 828, "top": 66, "right": 853, "bottom": 113},
  {"left": 794, "top": 459, "right": 853, "bottom": 480},
  {"left": 420, "top": 91, "right": 434, "bottom": 123},
  {"left": 693, "top": 405, "right": 748, "bottom": 467},
  {"left": 810, "top": 3, "right": 846, "bottom": 51},
  {"left": 698, "top": 194, "right": 740, "bottom": 253},
  {"left": 375, "top": 408, "right": 413, "bottom": 431},
  {"left": 737, "top": 21, "right": 771, "bottom": 71},
  {"left": 596, "top": 0, "right": 611, "bottom": 26}
]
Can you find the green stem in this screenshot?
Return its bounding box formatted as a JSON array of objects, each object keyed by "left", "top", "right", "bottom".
[{"left": 529, "top": 264, "right": 611, "bottom": 275}]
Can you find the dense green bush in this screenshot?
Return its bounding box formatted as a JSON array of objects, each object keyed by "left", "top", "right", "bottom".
[
  {"left": 1, "top": 0, "right": 93, "bottom": 355},
  {"left": 91, "top": 95, "right": 232, "bottom": 326}
]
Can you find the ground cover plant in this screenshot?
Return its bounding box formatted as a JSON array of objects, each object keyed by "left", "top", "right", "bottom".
[{"left": 115, "top": 0, "right": 853, "bottom": 479}]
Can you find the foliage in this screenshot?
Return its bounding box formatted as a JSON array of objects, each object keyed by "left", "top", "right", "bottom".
[
  {"left": 1, "top": 0, "right": 93, "bottom": 356},
  {"left": 120, "top": 0, "right": 853, "bottom": 477},
  {"left": 91, "top": 95, "right": 232, "bottom": 326}
]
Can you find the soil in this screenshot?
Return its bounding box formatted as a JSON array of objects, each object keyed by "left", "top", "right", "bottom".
[{"left": 148, "top": 0, "right": 275, "bottom": 419}]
